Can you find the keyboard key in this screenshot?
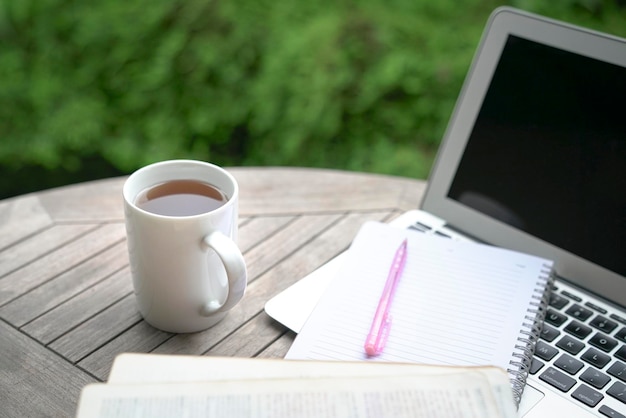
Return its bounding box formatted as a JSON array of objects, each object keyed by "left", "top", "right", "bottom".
[
  {"left": 549, "top": 293, "right": 569, "bottom": 309},
  {"left": 540, "top": 324, "right": 561, "bottom": 342},
  {"left": 599, "top": 405, "right": 626, "bottom": 418},
  {"left": 566, "top": 304, "right": 594, "bottom": 321},
  {"left": 580, "top": 367, "right": 611, "bottom": 389},
  {"left": 616, "top": 327, "right": 626, "bottom": 343},
  {"left": 556, "top": 335, "right": 585, "bottom": 355},
  {"left": 546, "top": 309, "right": 568, "bottom": 327},
  {"left": 571, "top": 384, "right": 603, "bottom": 407},
  {"left": 607, "top": 381, "right": 626, "bottom": 404},
  {"left": 562, "top": 290, "right": 582, "bottom": 302},
  {"left": 554, "top": 353, "right": 584, "bottom": 375},
  {"left": 530, "top": 358, "right": 545, "bottom": 375},
  {"left": 616, "top": 346, "right": 626, "bottom": 362},
  {"left": 539, "top": 367, "right": 577, "bottom": 392},
  {"left": 590, "top": 333, "right": 619, "bottom": 352},
  {"left": 608, "top": 361, "right": 626, "bottom": 382},
  {"left": 409, "top": 222, "right": 431, "bottom": 232},
  {"left": 581, "top": 348, "right": 612, "bottom": 369},
  {"left": 585, "top": 301, "right": 608, "bottom": 314},
  {"left": 611, "top": 314, "right": 626, "bottom": 326},
  {"left": 565, "top": 321, "right": 593, "bottom": 339},
  {"left": 535, "top": 341, "right": 559, "bottom": 361},
  {"left": 590, "top": 316, "right": 619, "bottom": 333}
]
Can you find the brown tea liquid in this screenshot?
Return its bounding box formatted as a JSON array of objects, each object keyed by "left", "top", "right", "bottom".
[{"left": 135, "top": 180, "right": 227, "bottom": 216}]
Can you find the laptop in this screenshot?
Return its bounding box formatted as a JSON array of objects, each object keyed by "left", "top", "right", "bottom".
[{"left": 264, "top": 6, "right": 626, "bottom": 417}]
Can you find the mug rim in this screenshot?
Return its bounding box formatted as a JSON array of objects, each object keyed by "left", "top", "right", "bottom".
[{"left": 123, "top": 159, "right": 238, "bottom": 220}]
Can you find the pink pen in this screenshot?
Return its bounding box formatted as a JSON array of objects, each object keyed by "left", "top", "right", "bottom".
[{"left": 364, "top": 238, "right": 408, "bottom": 356}]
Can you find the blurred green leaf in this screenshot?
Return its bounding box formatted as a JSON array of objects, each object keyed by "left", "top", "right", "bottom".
[{"left": 0, "top": 0, "right": 624, "bottom": 198}]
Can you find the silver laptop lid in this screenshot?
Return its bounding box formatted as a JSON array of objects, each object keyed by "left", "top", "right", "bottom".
[{"left": 421, "top": 7, "right": 626, "bottom": 307}]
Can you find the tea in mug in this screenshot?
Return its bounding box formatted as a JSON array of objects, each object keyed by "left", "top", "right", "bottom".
[{"left": 135, "top": 179, "right": 227, "bottom": 216}]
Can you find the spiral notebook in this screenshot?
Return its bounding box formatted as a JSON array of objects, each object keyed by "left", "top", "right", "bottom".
[{"left": 286, "top": 221, "right": 554, "bottom": 407}]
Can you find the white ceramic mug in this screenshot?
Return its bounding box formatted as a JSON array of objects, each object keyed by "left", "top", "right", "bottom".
[{"left": 123, "top": 160, "right": 247, "bottom": 333}]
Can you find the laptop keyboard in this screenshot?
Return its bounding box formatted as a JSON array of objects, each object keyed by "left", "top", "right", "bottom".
[
  {"left": 531, "top": 283, "right": 626, "bottom": 416},
  {"left": 407, "top": 219, "right": 626, "bottom": 416}
]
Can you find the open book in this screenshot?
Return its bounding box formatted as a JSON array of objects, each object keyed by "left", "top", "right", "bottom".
[
  {"left": 75, "top": 353, "right": 518, "bottom": 418},
  {"left": 286, "top": 221, "right": 554, "bottom": 406}
]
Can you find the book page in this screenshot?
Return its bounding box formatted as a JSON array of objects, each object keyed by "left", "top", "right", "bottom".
[
  {"left": 108, "top": 353, "right": 505, "bottom": 384},
  {"left": 287, "top": 222, "right": 552, "bottom": 372},
  {"left": 78, "top": 372, "right": 517, "bottom": 418}
]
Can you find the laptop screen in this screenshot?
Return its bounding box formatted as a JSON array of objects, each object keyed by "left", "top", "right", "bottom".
[{"left": 447, "top": 35, "right": 626, "bottom": 277}]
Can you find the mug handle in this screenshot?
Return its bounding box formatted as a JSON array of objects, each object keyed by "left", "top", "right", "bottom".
[{"left": 199, "top": 231, "right": 248, "bottom": 316}]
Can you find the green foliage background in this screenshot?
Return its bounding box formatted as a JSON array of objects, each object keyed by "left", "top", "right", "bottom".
[{"left": 1, "top": 0, "right": 625, "bottom": 198}]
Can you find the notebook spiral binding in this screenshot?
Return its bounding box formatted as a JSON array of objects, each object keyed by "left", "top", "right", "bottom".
[{"left": 507, "top": 264, "right": 555, "bottom": 407}]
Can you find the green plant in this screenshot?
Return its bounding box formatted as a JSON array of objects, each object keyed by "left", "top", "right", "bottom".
[{"left": 0, "top": 0, "right": 624, "bottom": 198}]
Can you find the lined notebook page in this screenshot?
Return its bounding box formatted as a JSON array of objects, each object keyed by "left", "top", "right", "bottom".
[{"left": 287, "top": 221, "right": 553, "bottom": 372}]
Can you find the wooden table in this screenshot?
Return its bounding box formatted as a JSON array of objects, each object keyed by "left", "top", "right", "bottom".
[{"left": 0, "top": 167, "right": 425, "bottom": 417}]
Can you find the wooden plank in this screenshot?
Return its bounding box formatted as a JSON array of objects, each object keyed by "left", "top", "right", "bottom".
[
  {"left": 237, "top": 215, "right": 294, "bottom": 253},
  {"left": 78, "top": 321, "right": 173, "bottom": 381},
  {"left": 247, "top": 210, "right": 398, "bottom": 298},
  {"left": 37, "top": 177, "right": 126, "bottom": 223},
  {"left": 0, "top": 320, "right": 94, "bottom": 418},
  {"left": 0, "top": 195, "right": 53, "bottom": 251},
  {"left": 0, "top": 223, "right": 127, "bottom": 306},
  {"left": 0, "top": 241, "right": 129, "bottom": 327},
  {"left": 0, "top": 223, "right": 96, "bottom": 279},
  {"left": 50, "top": 294, "right": 141, "bottom": 363},
  {"left": 22, "top": 267, "right": 134, "bottom": 344},
  {"left": 206, "top": 312, "right": 287, "bottom": 358},
  {"left": 244, "top": 214, "right": 342, "bottom": 283},
  {"left": 257, "top": 327, "right": 296, "bottom": 359},
  {"left": 230, "top": 168, "right": 425, "bottom": 215}
]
